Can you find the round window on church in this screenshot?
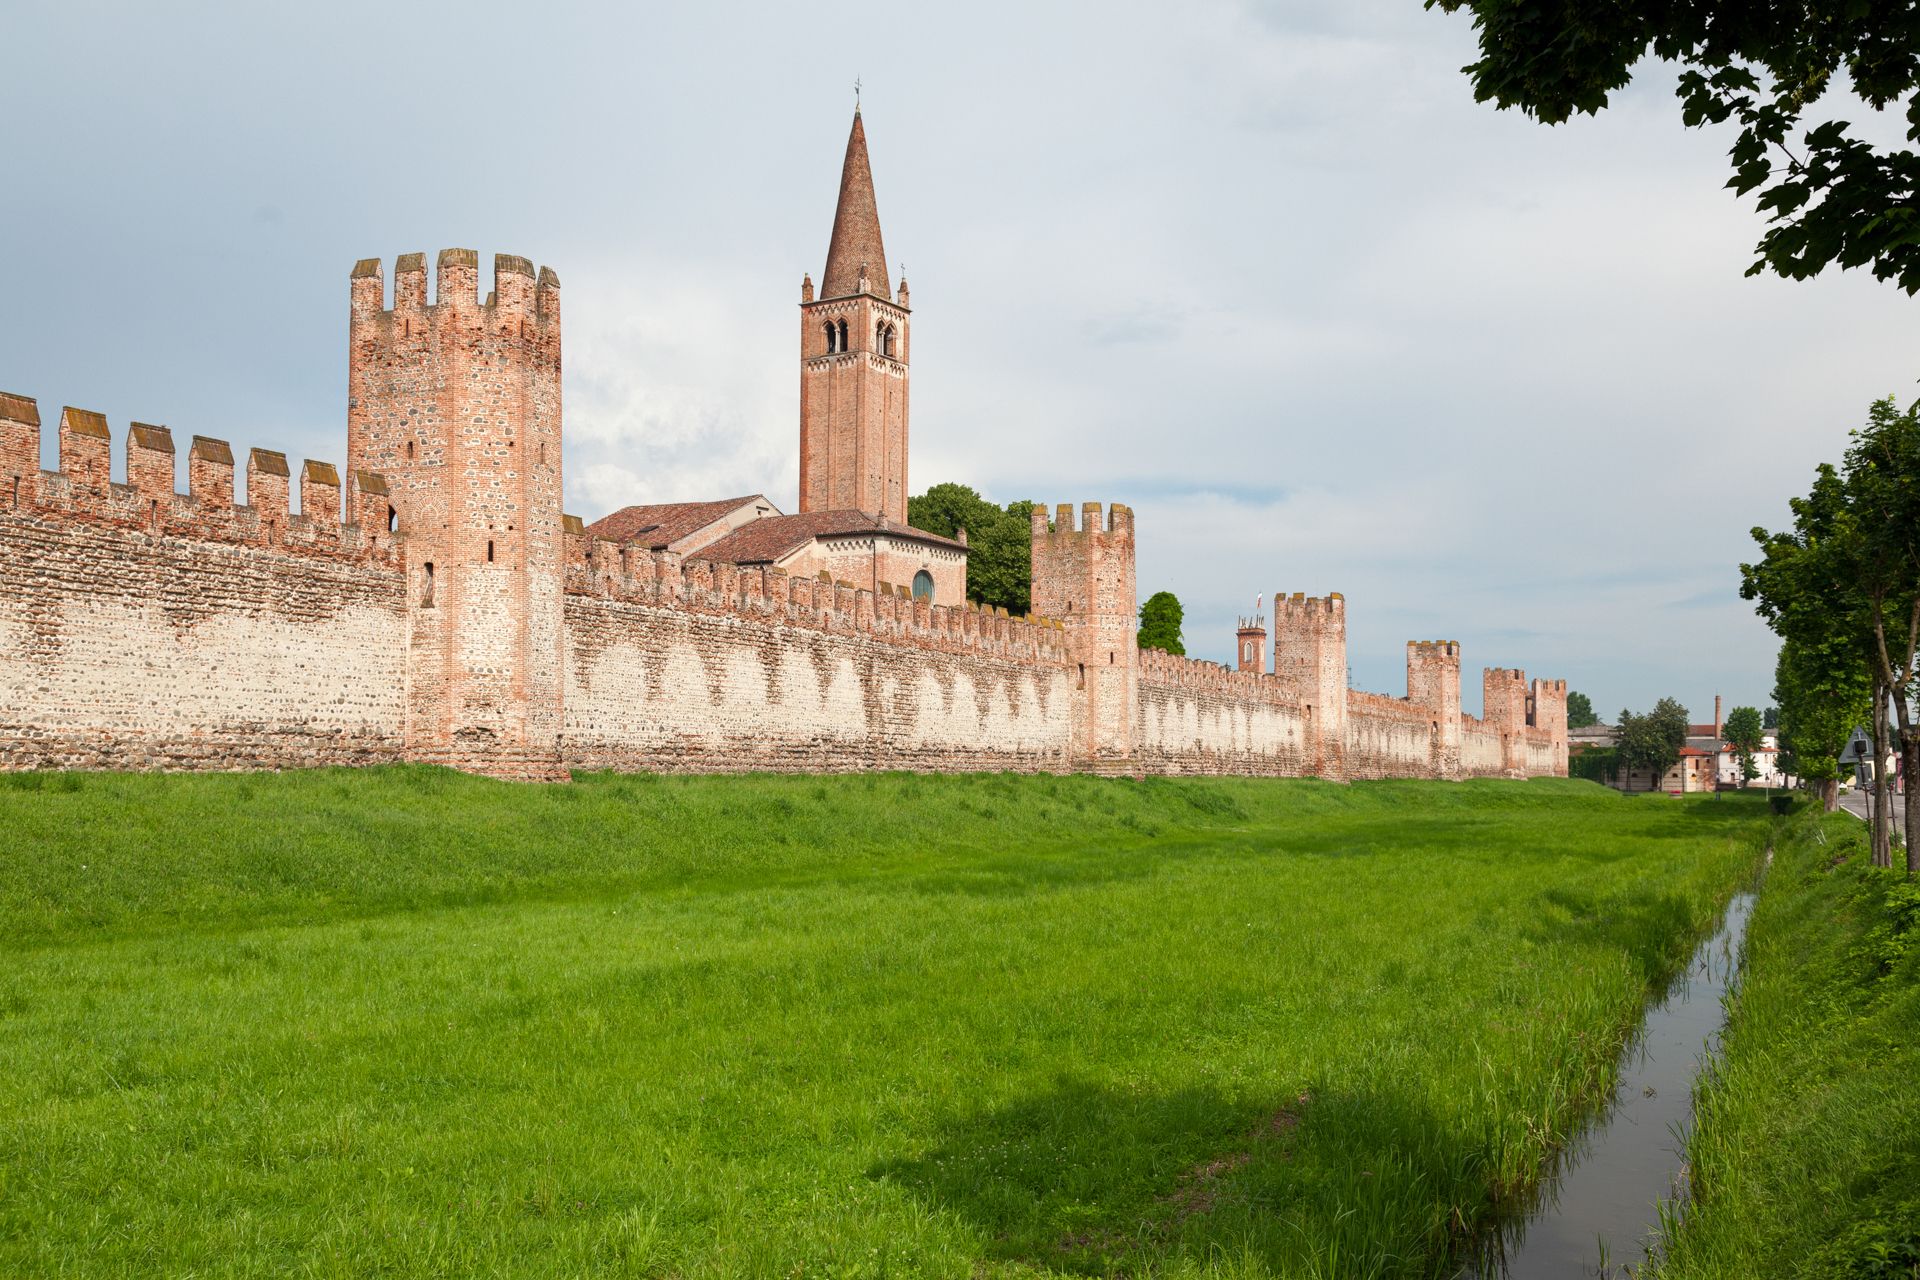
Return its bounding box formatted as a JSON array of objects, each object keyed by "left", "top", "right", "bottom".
[{"left": 911, "top": 570, "right": 934, "bottom": 603}]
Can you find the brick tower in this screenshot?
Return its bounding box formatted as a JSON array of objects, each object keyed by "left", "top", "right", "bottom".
[
  {"left": 1482, "top": 667, "right": 1532, "bottom": 779},
  {"left": 1237, "top": 616, "right": 1267, "bottom": 674},
  {"left": 1407, "top": 640, "right": 1462, "bottom": 779},
  {"left": 1529, "top": 677, "right": 1570, "bottom": 776},
  {"left": 1031, "top": 502, "right": 1138, "bottom": 767},
  {"left": 1272, "top": 593, "right": 1348, "bottom": 780},
  {"left": 799, "top": 107, "right": 911, "bottom": 522},
  {"left": 347, "top": 250, "right": 566, "bottom": 779}
]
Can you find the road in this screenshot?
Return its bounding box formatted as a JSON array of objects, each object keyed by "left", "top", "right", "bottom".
[{"left": 1838, "top": 788, "right": 1907, "bottom": 836}]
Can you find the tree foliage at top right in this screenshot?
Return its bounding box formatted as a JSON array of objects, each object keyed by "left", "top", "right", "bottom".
[{"left": 1426, "top": 1, "right": 1920, "bottom": 291}]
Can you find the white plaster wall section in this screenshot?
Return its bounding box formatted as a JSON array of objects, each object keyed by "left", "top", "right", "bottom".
[{"left": 6, "top": 595, "right": 404, "bottom": 734}]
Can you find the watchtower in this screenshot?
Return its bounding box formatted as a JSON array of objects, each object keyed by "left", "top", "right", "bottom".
[
  {"left": 347, "top": 250, "right": 566, "bottom": 779},
  {"left": 1482, "top": 667, "right": 1532, "bottom": 778},
  {"left": 1529, "top": 677, "right": 1570, "bottom": 776},
  {"left": 1407, "top": 640, "right": 1462, "bottom": 779},
  {"left": 1031, "top": 501, "right": 1137, "bottom": 766},
  {"left": 1272, "top": 593, "right": 1348, "bottom": 779}
]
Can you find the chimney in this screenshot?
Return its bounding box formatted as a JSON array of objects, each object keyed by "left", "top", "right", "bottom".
[{"left": 1714, "top": 694, "right": 1722, "bottom": 739}]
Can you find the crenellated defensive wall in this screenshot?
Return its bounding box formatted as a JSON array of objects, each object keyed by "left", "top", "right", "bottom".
[{"left": 0, "top": 250, "right": 1567, "bottom": 782}]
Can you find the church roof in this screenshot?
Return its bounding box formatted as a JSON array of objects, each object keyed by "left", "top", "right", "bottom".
[
  {"left": 820, "top": 109, "right": 890, "bottom": 301},
  {"left": 585, "top": 496, "right": 776, "bottom": 551},
  {"left": 697, "top": 510, "right": 964, "bottom": 566}
]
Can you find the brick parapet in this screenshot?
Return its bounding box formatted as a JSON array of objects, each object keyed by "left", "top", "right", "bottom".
[
  {"left": 562, "top": 539, "right": 1070, "bottom": 668},
  {"left": 1346, "top": 688, "right": 1435, "bottom": 723},
  {"left": 0, "top": 392, "right": 399, "bottom": 565},
  {"left": 1138, "top": 646, "right": 1303, "bottom": 707}
]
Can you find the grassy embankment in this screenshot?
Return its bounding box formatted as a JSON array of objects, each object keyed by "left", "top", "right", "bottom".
[
  {"left": 0, "top": 769, "right": 1761, "bottom": 1279},
  {"left": 1655, "top": 804, "right": 1920, "bottom": 1278}
]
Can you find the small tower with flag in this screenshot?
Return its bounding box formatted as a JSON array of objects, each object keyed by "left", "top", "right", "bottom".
[{"left": 1237, "top": 597, "right": 1267, "bottom": 674}]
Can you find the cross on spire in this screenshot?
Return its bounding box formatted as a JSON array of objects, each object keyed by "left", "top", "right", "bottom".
[{"left": 854, "top": 77, "right": 862, "bottom": 111}]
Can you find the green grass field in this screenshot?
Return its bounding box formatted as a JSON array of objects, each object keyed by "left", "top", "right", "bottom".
[
  {"left": 1654, "top": 804, "right": 1920, "bottom": 1279},
  {"left": 0, "top": 770, "right": 1762, "bottom": 1279}
]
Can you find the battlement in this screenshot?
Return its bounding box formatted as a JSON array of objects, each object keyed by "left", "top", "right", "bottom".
[
  {"left": 1273, "top": 591, "right": 1345, "bottom": 619},
  {"left": 1031, "top": 500, "right": 1134, "bottom": 539},
  {"left": 1237, "top": 615, "right": 1266, "bottom": 632},
  {"left": 1407, "top": 640, "right": 1460, "bottom": 659},
  {"left": 563, "top": 538, "right": 1070, "bottom": 667},
  {"left": 1140, "top": 645, "right": 1283, "bottom": 697},
  {"left": 1348, "top": 687, "right": 1436, "bottom": 724},
  {"left": 0, "top": 390, "right": 398, "bottom": 561},
  {"left": 350, "top": 249, "right": 560, "bottom": 326}
]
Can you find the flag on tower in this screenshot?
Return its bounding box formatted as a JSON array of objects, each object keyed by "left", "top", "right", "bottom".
[{"left": 1255, "top": 593, "right": 1262, "bottom": 612}]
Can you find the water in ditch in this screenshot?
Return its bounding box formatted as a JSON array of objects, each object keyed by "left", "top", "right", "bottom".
[{"left": 1454, "top": 890, "right": 1755, "bottom": 1279}]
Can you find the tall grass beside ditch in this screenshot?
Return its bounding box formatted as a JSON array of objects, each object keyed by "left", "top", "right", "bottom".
[
  {"left": 1654, "top": 805, "right": 1920, "bottom": 1278},
  {"left": 0, "top": 770, "right": 1762, "bottom": 1277}
]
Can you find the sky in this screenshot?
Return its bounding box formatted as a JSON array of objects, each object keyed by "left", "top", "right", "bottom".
[{"left": 4, "top": 1, "right": 1917, "bottom": 719}]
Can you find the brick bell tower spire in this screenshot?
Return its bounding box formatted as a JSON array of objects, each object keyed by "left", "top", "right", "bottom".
[{"left": 799, "top": 105, "right": 911, "bottom": 523}]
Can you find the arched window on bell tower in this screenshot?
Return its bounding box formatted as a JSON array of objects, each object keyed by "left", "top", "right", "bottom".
[
  {"left": 824, "top": 321, "right": 837, "bottom": 354},
  {"left": 837, "top": 319, "right": 849, "bottom": 353}
]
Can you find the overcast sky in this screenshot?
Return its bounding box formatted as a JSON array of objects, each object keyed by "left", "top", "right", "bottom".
[{"left": 6, "top": 1, "right": 1917, "bottom": 718}]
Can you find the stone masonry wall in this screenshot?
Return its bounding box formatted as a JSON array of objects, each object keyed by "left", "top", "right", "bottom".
[
  {"left": 1344, "top": 690, "right": 1440, "bottom": 781},
  {"left": 1132, "top": 649, "right": 1311, "bottom": 776},
  {"left": 0, "top": 401, "right": 407, "bottom": 770},
  {"left": 1460, "top": 719, "right": 1509, "bottom": 778},
  {"left": 561, "top": 544, "right": 1072, "bottom": 771}
]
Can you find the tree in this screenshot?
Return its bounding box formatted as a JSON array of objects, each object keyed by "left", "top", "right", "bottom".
[
  {"left": 907, "top": 483, "right": 1035, "bottom": 615},
  {"left": 1772, "top": 636, "right": 1868, "bottom": 812},
  {"left": 1566, "top": 690, "right": 1599, "bottom": 729},
  {"left": 1742, "top": 397, "right": 1920, "bottom": 870},
  {"left": 1723, "top": 704, "right": 1765, "bottom": 787},
  {"left": 1137, "top": 591, "right": 1185, "bottom": 656},
  {"left": 1426, "top": 2, "right": 1920, "bottom": 292},
  {"left": 1617, "top": 698, "right": 1689, "bottom": 792},
  {"left": 1742, "top": 439, "right": 1893, "bottom": 856},
  {"left": 1763, "top": 705, "right": 1779, "bottom": 730},
  {"left": 1839, "top": 398, "right": 1920, "bottom": 874}
]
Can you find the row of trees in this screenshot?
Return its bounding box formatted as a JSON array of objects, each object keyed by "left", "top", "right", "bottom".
[
  {"left": 1427, "top": 4, "right": 1919, "bottom": 873},
  {"left": 1743, "top": 398, "right": 1920, "bottom": 873}
]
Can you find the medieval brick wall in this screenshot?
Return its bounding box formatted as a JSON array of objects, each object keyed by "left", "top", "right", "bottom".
[
  {"left": 1459, "top": 721, "right": 1509, "bottom": 777},
  {"left": 1132, "top": 648, "right": 1311, "bottom": 776},
  {"left": 1344, "top": 691, "right": 1441, "bottom": 781},
  {"left": 0, "top": 391, "right": 1568, "bottom": 783},
  {"left": 0, "top": 404, "right": 407, "bottom": 771},
  {"left": 560, "top": 544, "right": 1072, "bottom": 772}
]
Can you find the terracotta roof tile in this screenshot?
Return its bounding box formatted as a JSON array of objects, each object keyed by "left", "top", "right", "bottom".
[
  {"left": 821, "top": 109, "right": 890, "bottom": 301},
  {"left": 586, "top": 496, "right": 769, "bottom": 549},
  {"left": 697, "top": 510, "right": 965, "bottom": 565}
]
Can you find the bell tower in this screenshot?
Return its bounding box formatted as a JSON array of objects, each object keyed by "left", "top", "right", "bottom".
[{"left": 799, "top": 107, "right": 911, "bottom": 523}]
